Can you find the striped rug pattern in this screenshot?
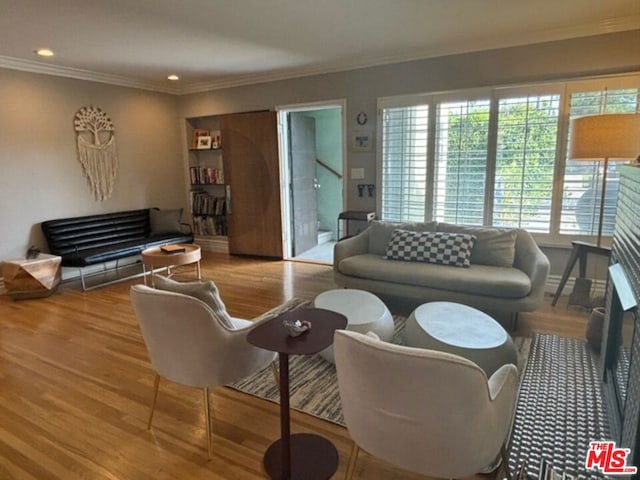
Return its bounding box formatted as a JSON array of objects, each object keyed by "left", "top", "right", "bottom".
[
  {"left": 507, "top": 333, "right": 610, "bottom": 479},
  {"left": 229, "top": 298, "right": 531, "bottom": 426}
]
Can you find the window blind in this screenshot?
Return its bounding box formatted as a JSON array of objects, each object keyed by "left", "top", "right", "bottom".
[
  {"left": 377, "top": 74, "right": 640, "bottom": 241},
  {"left": 493, "top": 94, "right": 560, "bottom": 233},
  {"left": 380, "top": 105, "right": 429, "bottom": 222},
  {"left": 433, "top": 100, "right": 490, "bottom": 225}
]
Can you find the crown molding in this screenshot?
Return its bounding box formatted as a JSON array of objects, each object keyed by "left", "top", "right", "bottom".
[
  {"left": 0, "top": 55, "right": 180, "bottom": 95},
  {"left": 1, "top": 16, "right": 638, "bottom": 96}
]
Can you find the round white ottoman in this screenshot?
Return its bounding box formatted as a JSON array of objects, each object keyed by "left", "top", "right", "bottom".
[
  {"left": 314, "top": 289, "right": 394, "bottom": 363},
  {"left": 404, "top": 302, "right": 517, "bottom": 377}
]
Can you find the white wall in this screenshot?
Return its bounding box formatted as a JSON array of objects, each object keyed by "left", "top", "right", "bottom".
[{"left": 0, "top": 69, "right": 184, "bottom": 260}]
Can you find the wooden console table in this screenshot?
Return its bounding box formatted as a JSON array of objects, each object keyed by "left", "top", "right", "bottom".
[{"left": 3, "top": 254, "right": 61, "bottom": 300}]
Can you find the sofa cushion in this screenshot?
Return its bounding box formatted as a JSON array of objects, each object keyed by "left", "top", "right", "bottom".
[
  {"left": 368, "top": 220, "right": 437, "bottom": 256},
  {"left": 437, "top": 223, "right": 518, "bottom": 267},
  {"left": 385, "top": 230, "right": 475, "bottom": 267},
  {"left": 150, "top": 208, "right": 183, "bottom": 235},
  {"left": 338, "top": 254, "right": 531, "bottom": 298},
  {"left": 153, "top": 276, "right": 234, "bottom": 328}
]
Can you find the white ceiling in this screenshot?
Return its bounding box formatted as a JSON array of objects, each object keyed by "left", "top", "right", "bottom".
[{"left": 1, "top": 0, "right": 639, "bottom": 95}]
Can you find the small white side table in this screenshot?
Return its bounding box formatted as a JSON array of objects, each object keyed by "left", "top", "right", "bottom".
[
  {"left": 314, "top": 288, "right": 394, "bottom": 363},
  {"left": 404, "top": 301, "right": 517, "bottom": 377}
]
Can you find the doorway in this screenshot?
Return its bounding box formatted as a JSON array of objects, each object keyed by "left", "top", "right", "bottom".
[{"left": 278, "top": 101, "right": 345, "bottom": 264}]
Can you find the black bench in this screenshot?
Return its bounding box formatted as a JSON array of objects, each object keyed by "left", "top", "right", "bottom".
[{"left": 42, "top": 208, "right": 193, "bottom": 290}]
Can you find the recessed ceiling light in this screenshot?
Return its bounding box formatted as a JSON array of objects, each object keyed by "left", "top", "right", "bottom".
[
  {"left": 167, "top": 74, "right": 179, "bottom": 81},
  {"left": 35, "top": 48, "right": 55, "bottom": 57}
]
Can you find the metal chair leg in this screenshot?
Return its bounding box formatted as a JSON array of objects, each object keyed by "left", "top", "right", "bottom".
[
  {"left": 270, "top": 361, "right": 280, "bottom": 386},
  {"left": 147, "top": 374, "right": 160, "bottom": 429},
  {"left": 345, "top": 441, "right": 360, "bottom": 480},
  {"left": 203, "top": 387, "right": 212, "bottom": 460}
]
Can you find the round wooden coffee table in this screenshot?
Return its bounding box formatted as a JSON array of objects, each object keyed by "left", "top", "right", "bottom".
[{"left": 141, "top": 244, "right": 201, "bottom": 287}]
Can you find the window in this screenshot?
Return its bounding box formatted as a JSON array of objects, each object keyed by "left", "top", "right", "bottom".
[
  {"left": 560, "top": 87, "right": 640, "bottom": 237},
  {"left": 380, "top": 104, "right": 429, "bottom": 222},
  {"left": 433, "top": 100, "right": 489, "bottom": 225},
  {"left": 493, "top": 94, "right": 559, "bottom": 232},
  {"left": 378, "top": 74, "right": 640, "bottom": 244}
]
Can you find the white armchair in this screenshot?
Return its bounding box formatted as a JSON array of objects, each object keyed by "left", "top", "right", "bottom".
[
  {"left": 334, "top": 329, "right": 519, "bottom": 479},
  {"left": 130, "top": 284, "right": 276, "bottom": 459}
]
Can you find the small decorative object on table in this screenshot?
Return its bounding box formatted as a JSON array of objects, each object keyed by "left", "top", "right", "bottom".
[
  {"left": 26, "top": 245, "right": 40, "bottom": 259},
  {"left": 160, "top": 244, "right": 186, "bottom": 254},
  {"left": 283, "top": 319, "right": 312, "bottom": 337}
]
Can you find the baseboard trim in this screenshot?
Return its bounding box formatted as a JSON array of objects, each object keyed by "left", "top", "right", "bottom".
[
  {"left": 545, "top": 274, "right": 606, "bottom": 298},
  {"left": 195, "top": 236, "right": 229, "bottom": 254}
]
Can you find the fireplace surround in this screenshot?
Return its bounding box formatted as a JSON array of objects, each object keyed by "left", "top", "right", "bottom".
[{"left": 601, "top": 164, "right": 640, "bottom": 468}]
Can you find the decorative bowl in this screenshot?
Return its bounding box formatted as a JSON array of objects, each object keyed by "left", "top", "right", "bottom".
[{"left": 283, "top": 319, "right": 312, "bottom": 337}]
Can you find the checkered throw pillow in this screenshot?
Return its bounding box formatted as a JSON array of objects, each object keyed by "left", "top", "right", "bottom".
[{"left": 384, "top": 229, "right": 476, "bottom": 267}]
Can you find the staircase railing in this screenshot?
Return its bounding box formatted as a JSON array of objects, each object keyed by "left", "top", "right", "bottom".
[{"left": 316, "top": 159, "right": 342, "bottom": 179}]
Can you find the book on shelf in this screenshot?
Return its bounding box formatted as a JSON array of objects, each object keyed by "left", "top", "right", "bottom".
[
  {"left": 192, "top": 214, "right": 227, "bottom": 236},
  {"left": 161, "top": 244, "right": 186, "bottom": 254},
  {"left": 189, "top": 167, "right": 223, "bottom": 185},
  {"left": 190, "top": 191, "right": 226, "bottom": 216}
]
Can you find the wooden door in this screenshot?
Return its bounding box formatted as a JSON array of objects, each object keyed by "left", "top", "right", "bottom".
[
  {"left": 289, "top": 113, "right": 318, "bottom": 255},
  {"left": 221, "top": 111, "right": 283, "bottom": 257}
]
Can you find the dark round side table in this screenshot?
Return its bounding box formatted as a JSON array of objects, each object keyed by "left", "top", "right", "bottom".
[{"left": 247, "top": 307, "right": 347, "bottom": 480}]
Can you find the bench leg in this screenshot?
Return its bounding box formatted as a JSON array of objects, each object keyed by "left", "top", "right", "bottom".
[{"left": 80, "top": 268, "right": 87, "bottom": 291}]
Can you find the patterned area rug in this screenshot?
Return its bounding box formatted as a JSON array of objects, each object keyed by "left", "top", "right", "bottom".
[
  {"left": 228, "top": 298, "right": 531, "bottom": 426},
  {"left": 507, "top": 333, "right": 610, "bottom": 479}
]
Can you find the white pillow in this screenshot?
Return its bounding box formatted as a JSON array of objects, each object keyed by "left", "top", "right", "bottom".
[{"left": 153, "top": 276, "right": 234, "bottom": 328}]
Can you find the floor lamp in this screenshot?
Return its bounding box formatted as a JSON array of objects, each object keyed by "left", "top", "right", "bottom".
[
  {"left": 552, "top": 113, "right": 640, "bottom": 307},
  {"left": 568, "top": 113, "right": 640, "bottom": 247}
]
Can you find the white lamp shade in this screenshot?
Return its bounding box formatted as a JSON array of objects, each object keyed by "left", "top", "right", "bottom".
[{"left": 569, "top": 113, "right": 640, "bottom": 161}]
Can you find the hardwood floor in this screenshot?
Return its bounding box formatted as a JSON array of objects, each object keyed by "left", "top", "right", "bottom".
[{"left": 0, "top": 253, "right": 589, "bottom": 480}]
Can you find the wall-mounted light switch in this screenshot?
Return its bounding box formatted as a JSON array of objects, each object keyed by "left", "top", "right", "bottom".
[{"left": 351, "top": 168, "right": 365, "bottom": 180}]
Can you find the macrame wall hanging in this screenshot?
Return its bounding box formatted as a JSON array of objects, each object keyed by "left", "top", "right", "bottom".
[{"left": 74, "top": 106, "right": 118, "bottom": 201}]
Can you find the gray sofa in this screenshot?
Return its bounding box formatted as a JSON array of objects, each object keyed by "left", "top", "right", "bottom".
[{"left": 333, "top": 221, "right": 549, "bottom": 314}]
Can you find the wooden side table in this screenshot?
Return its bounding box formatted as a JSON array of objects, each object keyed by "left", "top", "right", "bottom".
[
  {"left": 3, "top": 254, "right": 62, "bottom": 300},
  {"left": 247, "top": 308, "right": 347, "bottom": 480},
  {"left": 141, "top": 244, "right": 201, "bottom": 287}
]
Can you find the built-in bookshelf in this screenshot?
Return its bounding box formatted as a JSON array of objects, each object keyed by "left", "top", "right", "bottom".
[{"left": 185, "top": 117, "right": 227, "bottom": 239}]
